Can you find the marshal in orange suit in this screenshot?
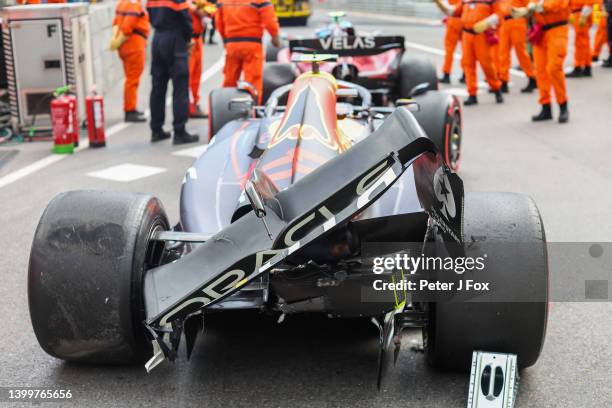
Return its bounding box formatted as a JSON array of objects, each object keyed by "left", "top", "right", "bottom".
[
  {"left": 592, "top": 0, "right": 609, "bottom": 61},
  {"left": 188, "top": 0, "right": 206, "bottom": 118},
  {"left": 435, "top": 0, "right": 505, "bottom": 105},
  {"left": 440, "top": 0, "right": 463, "bottom": 84},
  {"left": 513, "top": 0, "right": 570, "bottom": 122},
  {"left": 566, "top": 0, "right": 595, "bottom": 77},
  {"left": 215, "top": 0, "right": 280, "bottom": 103},
  {"left": 111, "top": 0, "right": 150, "bottom": 123},
  {"left": 498, "top": 0, "right": 537, "bottom": 93}
]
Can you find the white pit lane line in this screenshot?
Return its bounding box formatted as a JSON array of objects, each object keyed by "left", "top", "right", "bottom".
[
  {"left": 0, "top": 54, "right": 225, "bottom": 191},
  {"left": 172, "top": 144, "right": 209, "bottom": 158},
  {"left": 87, "top": 163, "right": 167, "bottom": 182},
  {"left": 0, "top": 122, "right": 130, "bottom": 190}
]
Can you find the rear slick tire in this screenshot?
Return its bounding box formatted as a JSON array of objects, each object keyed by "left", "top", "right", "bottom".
[
  {"left": 28, "top": 190, "right": 169, "bottom": 364},
  {"left": 208, "top": 88, "right": 252, "bottom": 140},
  {"left": 412, "top": 91, "right": 462, "bottom": 171},
  {"left": 426, "top": 192, "right": 548, "bottom": 371},
  {"left": 397, "top": 54, "right": 439, "bottom": 97}
]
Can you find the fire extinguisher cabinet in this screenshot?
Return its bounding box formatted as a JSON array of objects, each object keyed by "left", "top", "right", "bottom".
[{"left": 0, "top": 4, "right": 94, "bottom": 133}]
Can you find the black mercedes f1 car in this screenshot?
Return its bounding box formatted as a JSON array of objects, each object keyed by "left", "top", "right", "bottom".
[{"left": 28, "top": 56, "right": 547, "bottom": 386}]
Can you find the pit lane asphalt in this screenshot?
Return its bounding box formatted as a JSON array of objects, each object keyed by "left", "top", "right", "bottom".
[{"left": 0, "top": 9, "right": 611, "bottom": 408}]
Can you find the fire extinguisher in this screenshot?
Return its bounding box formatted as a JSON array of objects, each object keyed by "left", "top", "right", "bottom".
[
  {"left": 86, "top": 87, "right": 106, "bottom": 148},
  {"left": 51, "top": 86, "right": 78, "bottom": 154}
]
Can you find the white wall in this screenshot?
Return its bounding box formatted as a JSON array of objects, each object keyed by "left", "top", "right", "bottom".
[{"left": 89, "top": 2, "right": 123, "bottom": 95}]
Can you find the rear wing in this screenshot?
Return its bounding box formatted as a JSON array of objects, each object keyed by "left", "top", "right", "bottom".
[
  {"left": 142, "top": 107, "right": 464, "bottom": 371},
  {"left": 289, "top": 35, "right": 405, "bottom": 57}
]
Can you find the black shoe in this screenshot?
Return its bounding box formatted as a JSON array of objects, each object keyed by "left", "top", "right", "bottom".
[
  {"left": 592, "top": 55, "right": 599, "bottom": 63},
  {"left": 125, "top": 110, "right": 147, "bottom": 122},
  {"left": 464, "top": 95, "right": 478, "bottom": 106},
  {"left": 459, "top": 73, "right": 466, "bottom": 84},
  {"left": 603, "top": 57, "right": 612, "bottom": 68},
  {"left": 151, "top": 129, "right": 171, "bottom": 142},
  {"left": 558, "top": 102, "right": 569, "bottom": 123},
  {"left": 494, "top": 90, "right": 504, "bottom": 103},
  {"left": 173, "top": 129, "right": 200, "bottom": 145},
  {"left": 583, "top": 66, "right": 592, "bottom": 77},
  {"left": 532, "top": 104, "right": 553, "bottom": 122},
  {"left": 439, "top": 73, "right": 451, "bottom": 84},
  {"left": 500, "top": 81, "right": 509, "bottom": 94},
  {"left": 521, "top": 77, "right": 537, "bottom": 93},
  {"left": 566, "top": 67, "right": 583, "bottom": 78}
]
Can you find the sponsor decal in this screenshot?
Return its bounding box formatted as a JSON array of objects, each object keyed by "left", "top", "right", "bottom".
[
  {"left": 318, "top": 36, "right": 376, "bottom": 51},
  {"left": 155, "top": 250, "right": 280, "bottom": 326},
  {"left": 433, "top": 167, "right": 456, "bottom": 220},
  {"left": 150, "top": 155, "right": 402, "bottom": 328},
  {"left": 290, "top": 36, "right": 405, "bottom": 57}
]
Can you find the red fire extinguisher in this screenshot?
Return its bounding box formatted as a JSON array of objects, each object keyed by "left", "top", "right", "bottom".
[
  {"left": 86, "top": 88, "right": 106, "bottom": 148},
  {"left": 51, "top": 86, "right": 78, "bottom": 154},
  {"left": 67, "top": 94, "right": 79, "bottom": 148}
]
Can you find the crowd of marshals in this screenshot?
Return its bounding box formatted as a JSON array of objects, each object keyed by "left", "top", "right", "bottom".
[
  {"left": 30, "top": 0, "right": 603, "bottom": 138},
  {"left": 110, "top": 0, "right": 280, "bottom": 145},
  {"left": 435, "top": 0, "right": 612, "bottom": 124}
]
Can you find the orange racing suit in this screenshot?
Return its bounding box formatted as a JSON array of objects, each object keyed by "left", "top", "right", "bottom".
[
  {"left": 498, "top": 0, "right": 536, "bottom": 82},
  {"left": 592, "top": 0, "right": 609, "bottom": 58},
  {"left": 454, "top": 0, "right": 504, "bottom": 96},
  {"left": 113, "top": 0, "right": 150, "bottom": 112},
  {"left": 189, "top": 1, "right": 206, "bottom": 113},
  {"left": 443, "top": 0, "right": 464, "bottom": 75},
  {"left": 570, "top": 0, "right": 595, "bottom": 68},
  {"left": 532, "top": 0, "right": 571, "bottom": 104},
  {"left": 215, "top": 0, "right": 280, "bottom": 103}
]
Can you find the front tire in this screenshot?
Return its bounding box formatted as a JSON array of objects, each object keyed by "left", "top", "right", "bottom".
[
  {"left": 426, "top": 192, "right": 548, "bottom": 371},
  {"left": 28, "top": 190, "right": 169, "bottom": 364}
]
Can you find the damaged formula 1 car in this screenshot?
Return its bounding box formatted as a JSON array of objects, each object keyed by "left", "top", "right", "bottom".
[{"left": 28, "top": 56, "right": 548, "bottom": 387}]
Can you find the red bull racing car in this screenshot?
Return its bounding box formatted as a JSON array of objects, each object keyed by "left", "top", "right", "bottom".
[{"left": 28, "top": 56, "right": 548, "bottom": 389}]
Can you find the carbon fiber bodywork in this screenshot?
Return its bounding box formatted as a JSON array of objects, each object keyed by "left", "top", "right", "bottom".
[{"left": 144, "top": 76, "right": 464, "bottom": 326}]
